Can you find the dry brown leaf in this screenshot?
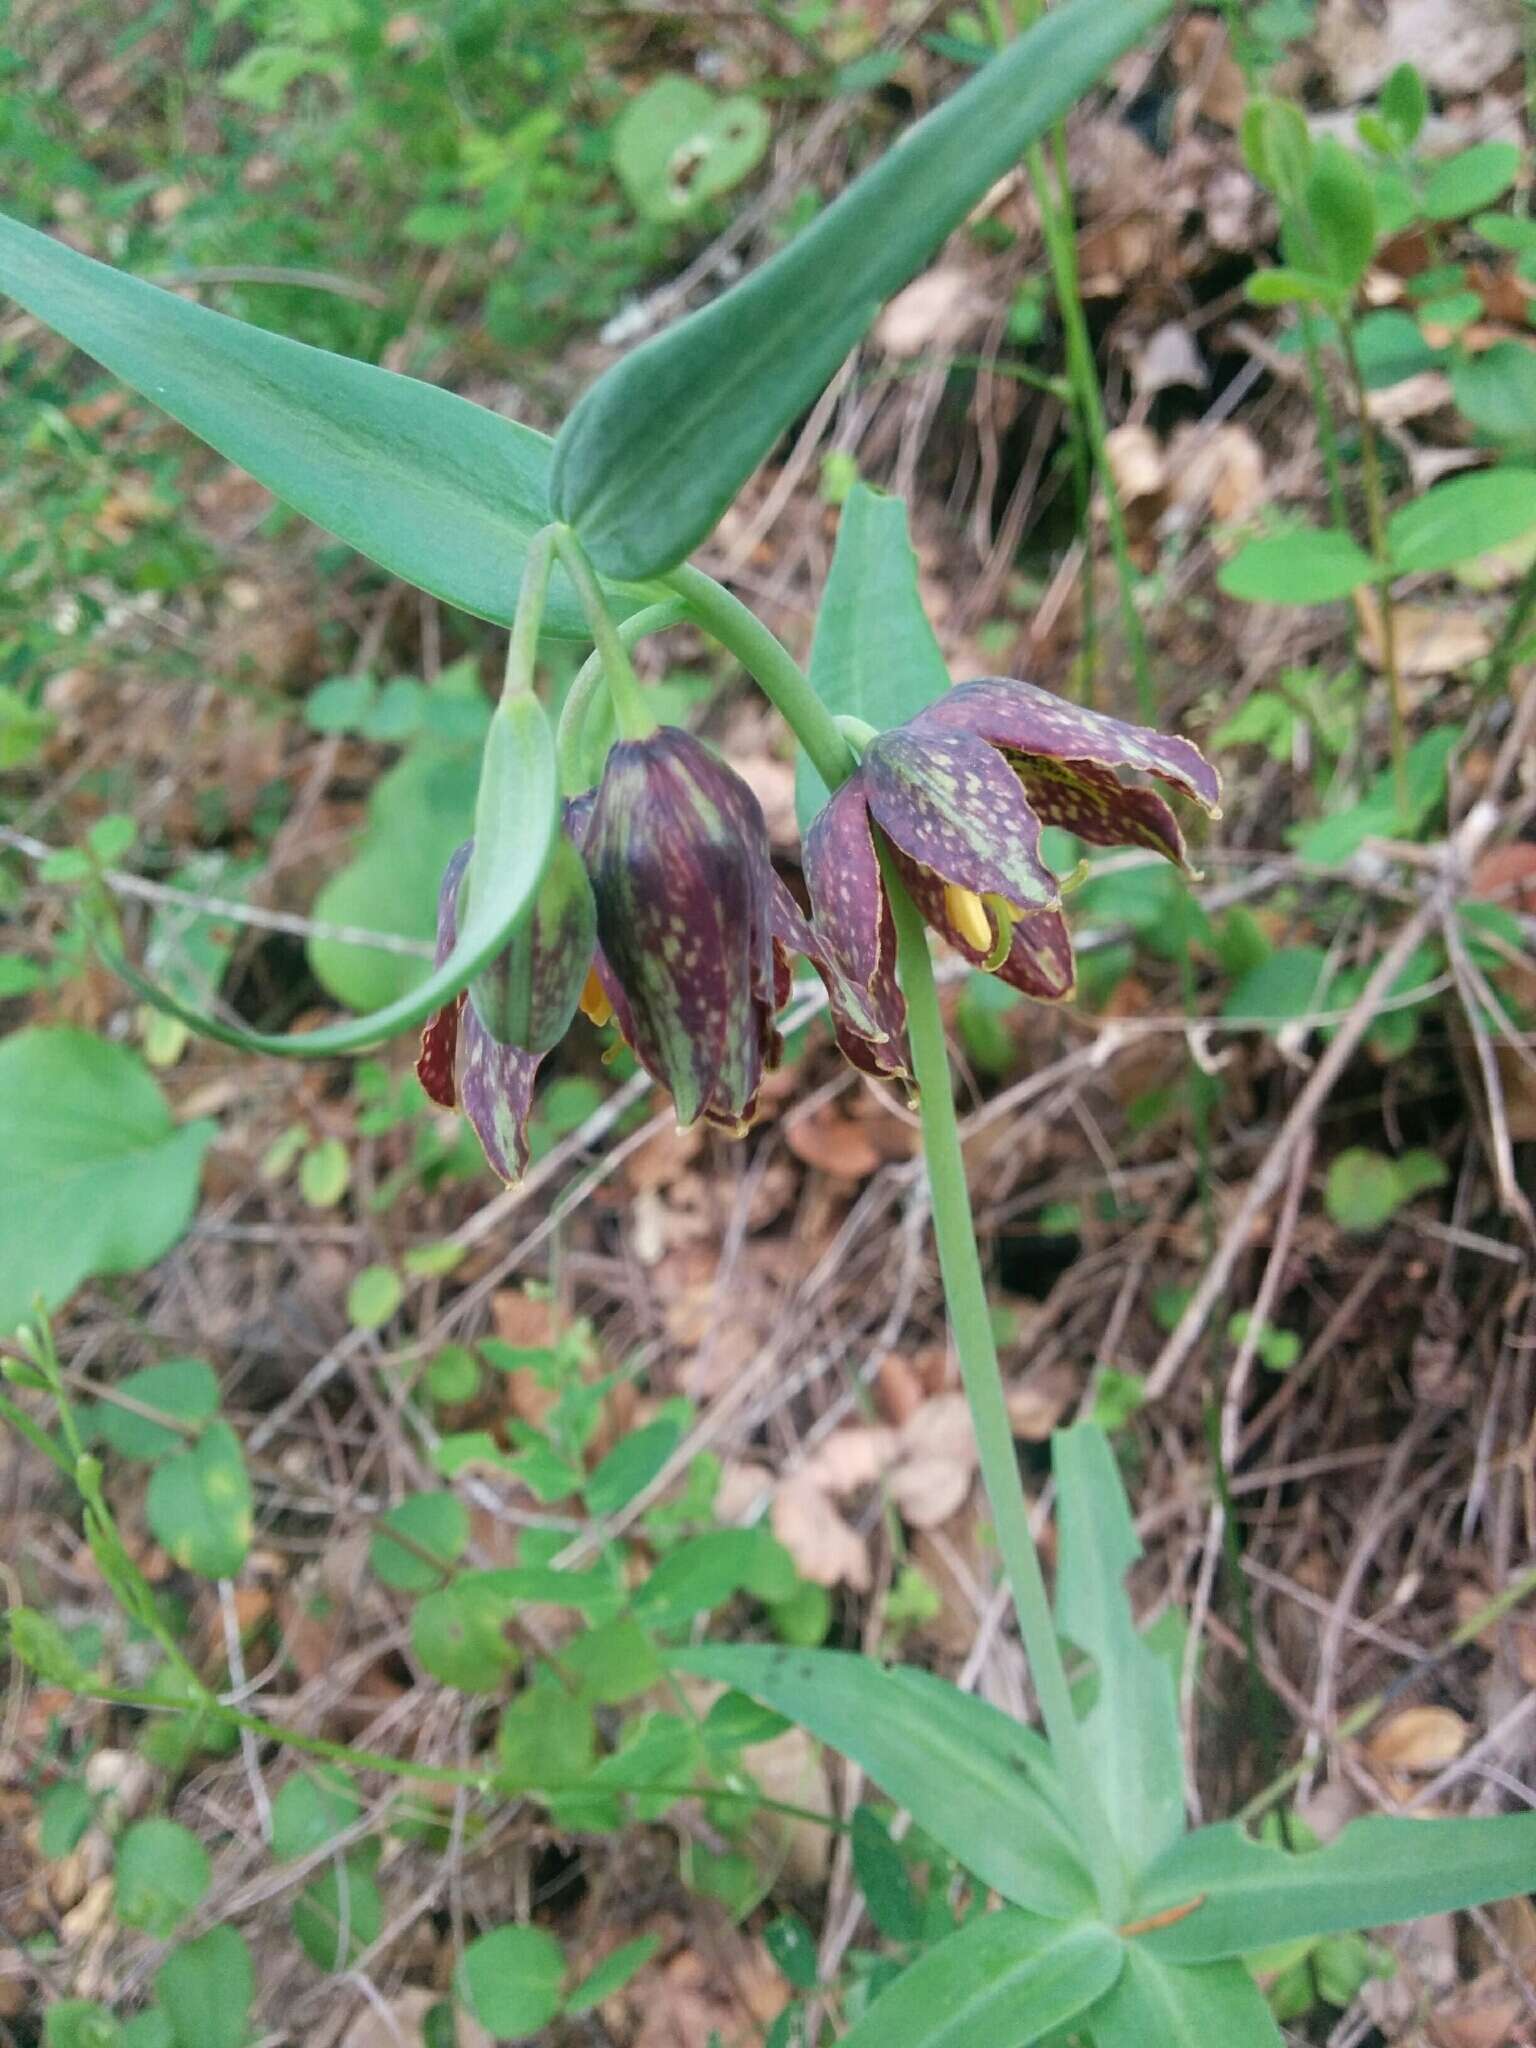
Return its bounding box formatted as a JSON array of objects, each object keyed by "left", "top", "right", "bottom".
[
  {"left": 746, "top": 1726, "right": 834, "bottom": 1885},
  {"left": 784, "top": 1105, "right": 884, "bottom": 1179},
  {"left": 1315, "top": 0, "right": 1521, "bottom": 96},
  {"left": 1104, "top": 424, "right": 1166, "bottom": 505},
  {"left": 341, "top": 1990, "right": 493, "bottom": 2048},
  {"left": 1006, "top": 1367, "right": 1077, "bottom": 1440},
  {"left": 898, "top": 1391, "right": 978, "bottom": 1470},
  {"left": 805, "top": 1425, "right": 900, "bottom": 1498},
  {"left": 771, "top": 1475, "right": 871, "bottom": 1591},
  {"left": 875, "top": 264, "right": 992, "bottom": 357},
  {"left": 1470, "top": 843, "right": 1536, "bottom": 914},
  {"left": 1167, "top": 423, "right": 1266, "bottom": 524},
  {"left": 1133, "top": 322, "right": 1208, "bottom": 399},
  {"left": 1355, "top": 588, "right": 1493, "bottom": 678},
  {"left": 1171, "top": 14, "right": 1246, "bottom": 128},
  {"left": 1366, "top": 1705, "right": 1470, "bottom": 1773},
  {"left": 1364, "top": 369, "right": 1453, "bottom": 424},
  {"left": 1430, "top": 1990, "right": 1525, "bottom": 2048},
  {"left": 875, "top": 1351, "right": 924, "bottom": 1426},
  {"left": 889, "top": 1454, "right": 973, "bottom": 1529}
]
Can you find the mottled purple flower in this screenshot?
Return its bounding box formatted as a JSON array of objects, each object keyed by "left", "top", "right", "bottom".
[
  {"left": 803, "top": 678, "right": 1221, "bottom": 1075},
  {"left": 418, "top": 728, "right": 882, "bottom": 1182}
]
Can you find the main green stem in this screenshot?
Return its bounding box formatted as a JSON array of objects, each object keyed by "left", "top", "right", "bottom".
[
  {"left": 663, "top": 563, "right": 855, "bottom": 791},
  {"left": 888, "top": 877, "right": 1126, "bottom": 1919}
]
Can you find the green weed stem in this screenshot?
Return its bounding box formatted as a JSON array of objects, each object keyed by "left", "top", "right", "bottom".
[{"left": 1339, "top": 323, "right": 1410, "bottom": 822}]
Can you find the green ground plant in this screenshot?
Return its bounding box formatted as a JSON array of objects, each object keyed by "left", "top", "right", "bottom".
[{"left": 5, "top": 6, "right": 1536, "bottom": 2046}]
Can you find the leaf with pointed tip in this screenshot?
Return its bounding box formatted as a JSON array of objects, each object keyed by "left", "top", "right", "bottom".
[
  {"left": 0, "top": 210, "right": 659, "bottom": 636},
  {"left": 1053, "top": 1426, "right": 1185, "bottom": 1869},
  {"left": 1089, "top": 1948, "right": 1282, "bottom": 2047},
  {"left": 550, "top": 0, "right": 1176, "bottom": 576},
  {"left": 102, "top": 692, "right": 560, "bottom": 1058},
  {"left": 670, "top": 1643, "right": 1094, "bottom": 1918},
  {"left": 840, "top": 1913, "right": 1124, "bottom": 2048},
  {"left": 1132, "top": 1812, "right": 1536, "bottom": 1963},
  {"left": 797, "top": 483, "right": 951, "bottom": 829}
]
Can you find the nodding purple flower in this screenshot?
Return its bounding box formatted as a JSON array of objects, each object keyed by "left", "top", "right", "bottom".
[
  {"left": 803, "top": 678, "right": 1221, "bottom": 1078},
  {"left": 418, "top": 727, "right": 890, "bottom": 1182}
]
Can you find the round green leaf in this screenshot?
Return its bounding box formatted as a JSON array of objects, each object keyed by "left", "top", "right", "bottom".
[
  {"left": 269, "top": 1768, "right": 362, "bottom": 1862},
  {"left": 612, "top": 76, "right": 769, "bottom": 224},
  {"left": 93, "top": 1360, "right": 219, "bottom": 1463},
  {"left": 115, "top": 1819, "right": 211, "bottom": 1939},
  {"left": 119, "top": 2013, "right": 174, "bottom": 2048},
  {"left": 145, "top": 1422, "right": 254, "bottom": 1579},
  {"left": 154, "top": 1927, "right": 253, "bottom": 2048},
  {"left": 0, "top": 1028, "right": 215, "bottom": 1334},
  {"left": 1424, "top": 141, "right": 1520, "bottom": 222},
  {"left": 411, "top": 1579, "right": 516, "bottom": 1692},
  {"left": 1326, "top": 1146, "right": 1447, "bottom": 1232},
  {"left": 426, "top": 1344, "right": 481, "bottom": 1404},
  {"left": 370, "top": 1493, "right": 470, "bottom": 1592},
  {"left": 1451, "top": 342, "right": 1536, "bottom": 451},
  {"left": 456, "top": 1924, "right": 565, "bottom": 2040},
  {"left": 299, "top": 1138, "right": 350, "bottom": 1208},
  {"left": 44, "top": 2003, "right": 122, "bottom": 2048},
  {"left": 347, "top": 1265, "right": 402, "bottom": 1330},
  {"left": 291, "top": 1857, "right": 382, "bottom": 1971},
  {"left": 1218, "top": 527, "right": 1375, "bottom": 605}
]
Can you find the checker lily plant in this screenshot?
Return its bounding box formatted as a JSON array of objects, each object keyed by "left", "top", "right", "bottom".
[{"left": 4, "top": 2, "right": 1536, "bottom": 2042}]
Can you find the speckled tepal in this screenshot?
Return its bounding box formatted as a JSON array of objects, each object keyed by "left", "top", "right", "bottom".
[
  {"left": 581, "top": 727, "right": 786, "bottom": 1134},
  {"left": 802, "top": 676, "right": 1222, "bottom": 1063}
]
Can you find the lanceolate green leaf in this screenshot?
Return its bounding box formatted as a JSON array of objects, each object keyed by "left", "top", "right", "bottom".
[
  {"left": 551, "top": 0, "right": 1174, "bottom": 577},
  {"left": 798, "top": 482, "right": 952, "bottom": 829},
  {"left": 0, "top": 209, "right": 653, "bottom": 637},
  {"left": 104, "top": 693, "right": 561, "bottom": 1058},
  {"left": 1053, "top": 1425, "right": 1184, "bottom": 1868},
  {"left": 1132, "top": 1813, "right": 1536, "bottom": 1964},
  {"left": 839, "top": 1914, "right": 1124, "bottom": 2048},
  {"left": 670, "top": 1643, "right": 1094, "bottom": 1918},
  {"left": 1089, "top": 1948, "right": 1282, "bottom": 2048}
]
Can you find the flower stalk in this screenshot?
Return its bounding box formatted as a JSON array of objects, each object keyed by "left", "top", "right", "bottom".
[
  {"left": 887, "top": 870, "right": 1127, "bottom": 1920},
  {"left": 552, "top": 525, "right": 656, "bottom": 741}
]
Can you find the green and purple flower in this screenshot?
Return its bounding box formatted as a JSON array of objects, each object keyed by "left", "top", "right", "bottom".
[
  {"left": 803, "top": 678, "right": 1221, "bottom": 1074},
  {"left": 418, "top": 726, "right": 888, "bottom": 1181}
]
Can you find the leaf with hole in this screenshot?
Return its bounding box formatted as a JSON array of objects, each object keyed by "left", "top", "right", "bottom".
[
  {"left": 411, "top": 1578, "right": 517, "bottom": 1692},
  {"left": 612, "top": 75, "right": 769, "bottom": 223},
  {"left": 0, "top": 1028, "right": 215, "bottom": 1334}
]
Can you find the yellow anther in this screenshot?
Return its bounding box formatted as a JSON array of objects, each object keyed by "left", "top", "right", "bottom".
[
  {"left": 579, "top": 965, "right": 613, "bottom": 1029},
  {"left": 944, "top": 883, "right": 994, "bottom": 955}
]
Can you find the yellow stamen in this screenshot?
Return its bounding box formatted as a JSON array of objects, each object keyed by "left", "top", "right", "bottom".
[
  {"left": 981, "top": 893, "right": 1015, "bottom": 972},
  {"left": 579, "top": 964, "right": 613, "bottom": 1029},
  {"left": 944, "top": 882, "right": 994, "bottom": 956}
]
